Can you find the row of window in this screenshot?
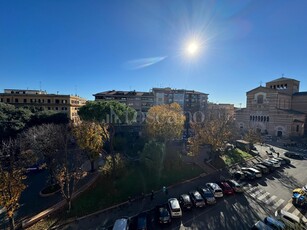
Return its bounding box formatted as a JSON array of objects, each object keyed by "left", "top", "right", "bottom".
[
  {"left": 250, "top": 115, "right": 270, "bottom": 122},
  {"left": 1, "top": 98, "right": 69, "bottom": 104}
]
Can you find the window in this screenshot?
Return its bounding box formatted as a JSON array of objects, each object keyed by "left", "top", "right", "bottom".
[
  {"left": 7, "top": 98, "right": 10, "bottom": 103},
  {"left": 267, "top": 116, "right": 269, "bottom": 122},
  {"left": 48, "top": 107, "right": 51, "bottom": 110},
  {"left": 296, "top": 125, "right": 299, "bottom": 132},
  {"left": 0, "top": 98, "right": 3, "bottom": 102},
  {"left": 48, "top": 99, "right": 51, "bottom": 103},
  {"left": 24, "top": 99, "right": 27, "bottom": 103},
  {"left": 55, "top": 99, "right": 60, "bottom": 104},
  {"left": 257, "top": 95, "right": 264, "bottom": 104},
  {"left": 15, "top": 98, "right": 18, "bottom": 103},
  {"left": 55, "top": 107, "right": 58, "bottom": 110}
]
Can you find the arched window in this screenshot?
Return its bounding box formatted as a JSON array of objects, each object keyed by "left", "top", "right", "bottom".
[
  {"left": 258, "top": 116, "right": 260, "bottom": 121},
  {"left": 264, "top": 116, "right": 266, "bottom": 122},
  {"left": 267, "top": 116, "right": 269, "bottom": 122},
  {"left": 261, "top": 116, "right": 263, "bottom": 122},
  {"left": 250, "top": 116, "right": 252, "bottom": 121}
]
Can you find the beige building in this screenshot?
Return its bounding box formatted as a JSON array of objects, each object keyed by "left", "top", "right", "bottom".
[
  {"left": 235, "top": 77, "right": 307, "bottom": 138},
  {"left": 0, "top": 89, "right": 87, "bottom": 122},
  {"left": 207, "top": 103, "right": 235, "bottom": 118}
]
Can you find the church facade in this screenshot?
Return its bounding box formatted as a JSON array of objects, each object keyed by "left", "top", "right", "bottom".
[{"left": 235, "top": 77, "right": 307, "bottom": 138}]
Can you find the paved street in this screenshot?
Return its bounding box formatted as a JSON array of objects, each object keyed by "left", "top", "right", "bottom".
[{"left": 57, "top": 143, "right": 307, "bottom": 230}]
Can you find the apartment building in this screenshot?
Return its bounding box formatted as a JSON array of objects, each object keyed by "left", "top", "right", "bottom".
[
  {"left": 235, "top": 77, "right": 307, "bottom": 138},
  {"left": 0, "top": 89, "right": 87, "bottom": 122},
  {"left": 152, "top": 87, "right": 208, "bottom": 113}
]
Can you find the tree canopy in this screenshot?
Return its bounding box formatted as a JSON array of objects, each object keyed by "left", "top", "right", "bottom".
[
  {"left": 190, "top": 108, "right": 238, "bottom": 156},
  {"left": 146, "top": 103, "right": 185, "bottom": 142},
  {"left": 78, "top": 100, "right": 137, "bottom": 124}
]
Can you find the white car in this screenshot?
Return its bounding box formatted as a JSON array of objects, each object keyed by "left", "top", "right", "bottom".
[
  {"left": 275, "top": 209, "right": 307, "bottom": 230},
  {"left": 303, "top": 184, "right": 307, "bottom": 192},
  {"left": 168, "top": 198, "right": 182, "bottom": 218}
]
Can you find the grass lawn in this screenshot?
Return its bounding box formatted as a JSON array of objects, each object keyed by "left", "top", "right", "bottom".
[
  {"left": 221, "top": 148, "right": 253, "bottom": 166},
  {"left": 68, "top": 160, "right": 203, "bottom": 217}
]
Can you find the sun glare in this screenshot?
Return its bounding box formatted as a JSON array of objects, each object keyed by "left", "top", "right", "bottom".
[{"left": 186, "top": 41, "right": 199, "bottom": 55}]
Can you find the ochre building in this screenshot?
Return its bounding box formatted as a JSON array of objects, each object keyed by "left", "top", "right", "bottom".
[{"left": 0, "top": 89, "right": 87, "bottom": 123}]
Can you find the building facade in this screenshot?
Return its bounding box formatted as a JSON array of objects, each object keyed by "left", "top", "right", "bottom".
[
  {"left": 235, "top": 77, "right": 307, "bottom": 138},
  {"left": 0, "top": 89, "right": 87, "bottom": 122}
]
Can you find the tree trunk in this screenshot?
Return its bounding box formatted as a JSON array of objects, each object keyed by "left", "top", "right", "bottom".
[
  {"left": 67, "top": 198, "right": 72, "bottom": 212},
  {"left": 9, "top": 216, "right": 15, "bottom": 230},
  {"left": 90, "top": 160, "right": 95, "bottom": 172}
]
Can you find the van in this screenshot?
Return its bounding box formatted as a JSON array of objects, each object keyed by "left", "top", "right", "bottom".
[
  {"left": 168, "top": 198, "right": 182, "bottom": 218},
  {"left": 275, "top": 209, "right": 307, "bottom": 230},
  {"left": 206, "top": 183, "right": 224, "bottom": 198},
  {"left": 241, "top": 167, "right": 262, "bottom": 178},
  {"left": 112, "top": 217, "right": 130, "bottom": 230}
]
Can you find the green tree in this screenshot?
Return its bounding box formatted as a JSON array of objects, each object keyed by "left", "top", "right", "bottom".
[
  {"left": 190, "top": 108, "right": 238, "bottom": 157},
  {"left": 78, "top": 101, "right": 137, "bottom": 124},
  {"left": 73, "top": 121, "right": 109, "bottom": 172},
  {"left": 146, "top": 103, "right": 185, "bottom": 142},
  {"left": 0, "top": 102, "right": 33, "bottom": 141},
  {"left": 27, "top": 110, "right": 69, "bottom": 127}
]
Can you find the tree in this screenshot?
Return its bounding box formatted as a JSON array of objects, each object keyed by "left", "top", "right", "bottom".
[
  {"left": 73, "top": 121, "right": 109, "bottom": 172},
  {"left": 139, "top": 140, "right": 165, "bottom": 175},
  {"left": 244, "top": 128, "right": 262, "bottom": 145},
  {"left": 78, "top": 101, "right": 137, "bottom": 124},
  {"left": 20, "top": 124, "right": 65, "bottom": 185},
  {"left": 0, "top": 103, "right": 33, "bottom": 141},
  {"left": 146, "top": 103, "right": 185, "bottom": 142},
  {"left": 26, "top": 110, "right": 69, "bottom": 127},
  {"left": 53, "top": 125, "right": 84, "bottom": 212},
  {"left": 190, "top": 108, "right": 238, "bottom": 156},
  {"left": 0, "top": 139, "right": 34, "bottom": 230}
]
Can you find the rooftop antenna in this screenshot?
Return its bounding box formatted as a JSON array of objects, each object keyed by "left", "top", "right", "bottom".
[
  {"left": 39, "top": 81, "right": 42, "bottom": 91},
  {"left": 75, "top": 85, "right": 78, "bottom": 96},
  {"left": 259, "top": 81, "right": 262, "bottom": 86}
]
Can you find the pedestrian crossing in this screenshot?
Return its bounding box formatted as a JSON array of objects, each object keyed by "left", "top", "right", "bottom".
[{"left": 244, "top": 185, "right": 307, "bottom": 223}]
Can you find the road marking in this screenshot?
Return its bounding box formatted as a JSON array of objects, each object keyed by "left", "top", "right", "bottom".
[
  {"left": 283, "top": 202, "right": 294, "bottom": 212},
  {"left": 250, "top": 189, "right": 265, "bottom": 198},
  {"left": 292, "top": 207, "right": 301, "bottom": 217},
  {"left": 257, "top": 192, "right": 270, "bottom": 201},
  {"left": 272, "top": 199, "right": 285, "bottom": 209},
  {"left": 245, "top": 186, "right": 257, "bottom": 193},
  {"left": 264, "top": 195, "right": 277, "bottom": 205},
  {"left": 302, "top": 215, "right": 307, "bottom": 223}
]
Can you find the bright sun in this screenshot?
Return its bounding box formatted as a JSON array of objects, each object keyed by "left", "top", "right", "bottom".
[{"left": 186, "top": 41, "right": 200, "bottom": 56}]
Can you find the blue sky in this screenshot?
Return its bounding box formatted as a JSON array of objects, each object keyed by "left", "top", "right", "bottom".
[{"left": 1, "top": 0, "right": 307, "bottom": 107}]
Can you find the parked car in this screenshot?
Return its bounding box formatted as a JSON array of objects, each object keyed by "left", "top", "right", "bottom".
[
  {"left": 253, "top": 164, "right": 269, "bottom": 174},
  {"left": 189, "top": 190, "right": 206, "bottom": 208},
  {"left": 233, "top": 171, "right": 245, "bottom": 180},
  {"left": 156, "top": 205, "right": 171, "bottom": 224},
  {"left": 284, "top": 151, "right": 304, "bottom": 159},
  {"left": 275, "top": 209, "right": 307, "bottom": 230},
  {"left": 251, "top": 220, "right": 273, "bottom": 230},
  {"left": 243, "top": 171, "right": 256, "bottom": 180},
  {"left": 273, "top": 157, "right": 286, "bottom": 165},
  {"left": 197, "top": 187, "right": 216, "bottom": 204},
  {"left": 303, "top": 184, "right": 307, "bottom": 193},
  {"left": 113, "top": 217, "right": 130, "bottom": 230},
  {"left": 241, "top": 167, "right": 262, "bottom": 178},
  {"left": 137, "top": 212, "right": 148, "bottom": 230},
  {"left": 263, "top": 216, "right": 286, "bottom": 230},
  {"left": 265, "top": 159, "right": 280, "bottom": 168},
  {"left": 217, "top": 181, "right": 235, "bottom": 195},
  {"left": 178, "top": 194, "right": 193, "bottom": 210},
  {"left": 260, "top": 161, "right": 275, "bottom": 172},
  {"left": 226, "top": 179, "right": 244, "bottom": 193},
  {"left": 168, "top": 198, "right": 182, "bottom": 218},
  {"left": 279, "top": 156, "right": 291, "bottom": 165},
  {"left": 206, "top": 183, "right": 224, "bottom": 198}
]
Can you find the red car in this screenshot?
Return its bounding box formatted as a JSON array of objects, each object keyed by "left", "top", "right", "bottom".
[{"left": 218, "top": 181, "right": 235, "bottom": 195}]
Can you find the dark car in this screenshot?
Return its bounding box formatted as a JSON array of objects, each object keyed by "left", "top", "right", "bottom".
[
  {"left": 254, "top": 164, "right": 269, "bottom": 174},
  {"left": 285, "top": 152, "right": 304, "bottom": 159},
  {"left": 273, "top": 157, "right": 286, "bottom": 165},
  {"left": 259, "top": 161, "right": 275, "bottom": 172},
  {"left": 243, "top": 171, "right": 256, "bottom": 180},
  {"left": 189, "top": 190, "right": 205, "bottom": 208},
  {"left": 197, "top": 187, "right": 216, "bottom": 205},
  {"left": 233, "top": 171, "right": 245, "bottom": 180},
  {"left": 279, "top": 156, "right": 291, "bottom": 164},
  {"left": 156, "top": 205, "right": 171, "bottom": 224},
  {"left": 137, "top": 212, "right": 148, "bottom": 230},
  {"left": 218, "top": 181, "right": 235, "bottom": 195},
  {"left": 178, "top": 194, "right": 193, "bottom": 210}
]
